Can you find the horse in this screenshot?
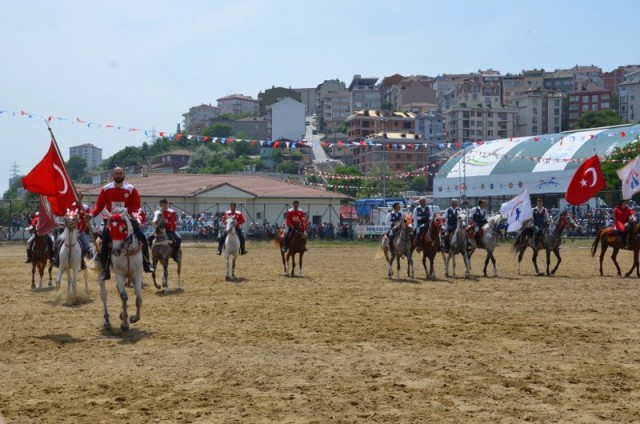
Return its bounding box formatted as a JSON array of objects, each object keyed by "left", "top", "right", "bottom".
[
  {"left": 417, "top": 215, "right": 443, "bottom": 280},
  {"left": 591, "top": 221, "right": 640, "bottom": 277},
  {"left": 30, "top": 233, "right": 54, "bottom": 290},
  {"left": 512, "top": 211, "right": 579, "bottom": 276},
  {"left": 466, "top": 213, "right": 506, "bottom": 277},
  {"left": 97, "top": 210, "right": 143, "bottom": 332},
  {"left": 276, "top": 220, "right": 307, "bottom": 277},
  {"left": 442, "top": 212, "right": 472, "bottom": 279},
  {"left": 150, "top": 209, "right": 183, "bottom": 292},
  {"left": 381, "top": 214, "right": 414, "bottom": 279},
  {"left": 223, "top": 215, "right": 241, "bottom": 281},
  {"left": 55, "top": 210, "right": 88, "bottom": 295}
]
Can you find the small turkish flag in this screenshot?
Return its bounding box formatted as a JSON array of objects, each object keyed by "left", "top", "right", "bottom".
[{"left": 565, "top": 155, "right": 606, "bottom": 205}]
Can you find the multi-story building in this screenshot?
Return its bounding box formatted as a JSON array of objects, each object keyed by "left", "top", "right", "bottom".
[
  {"left": 258, "top": 86, "right": 302, "bottom": 116},
  {"left": 216, "top": 94, "right": 258, "bottom": 116},
  {"left": 152, "top": 149, "right": 191, "bottom": 174},
  {"left": 604, "top": 65, "right": 640, "bottom": 93},
  {"left": 543, "top": 69, "right": 576, "bottom": 93},
  {"left": 316, "top": 79, "right": 346, "bottom": 113},
  {"left": 348, "top": 75, "right": 381, "bottom": 113},
  {"left": 416, "top": 111, "right": 444, "bottom": 144},
  {"left": 509, "top": 89, "right": 563, "bottom": 137},
  {"left": 502, "top": 69, "right": 545, "bottom": 104},
  {"left": 433, "top": 73, "right": 473, "bottom": 109},
  {"left": 293, "top": 87, "right": 317, "bottom": 116},
  {"left": 571, "top": 65, "right": 603, "bottom": 89},
  {"left": 567, "top": 88, "right": 612, "bottom": 129},
  {"left": 345, "top": 110, "right": 416, "bottom": 143},
  {"left": 321, "top": 90, "right": 350, "bottom": 131},
  {"left": 350, "top": 132, "right": 427, "bottom": 174},
  {"left": 444, "top": 105, "right": 516, "bottom": 144},
  {"left": 69, "top": 143, "right": 102, "bottom": 170},
  {"left": 389, "top": 76, "right": 437, "bottom": 111},
  {"left": 268, "top": 97, "right": 306, "bottom": 142},
  {"left": 182, "top": 104, "right": 220, "bottom": 134},
  {"left": 619, "top": 71, "right": 640, "bottom": 123}
]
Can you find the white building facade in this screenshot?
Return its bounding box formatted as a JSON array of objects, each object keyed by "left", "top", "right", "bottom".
[{"left": 269, "top": 97, "right": 306, "bottom": 141}]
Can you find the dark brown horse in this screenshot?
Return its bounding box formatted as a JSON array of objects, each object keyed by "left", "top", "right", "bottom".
[
  {"left": 30, "top": 234, "right": 53, "bottom": 290},
  {"left": 591, "top": 222, "right": 640, "bottom": 277},
  {"left": 276, "top": 220, "right": 307, "bottom": 277},
  {"left": 417, "top": 215, "right": 443, "bottom": 280}
]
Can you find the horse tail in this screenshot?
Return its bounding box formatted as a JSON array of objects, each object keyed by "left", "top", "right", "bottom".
[
  {"left": 591, "top": 229, "right": 603, "bottom": 257},
  {"left": 510, "top": 230, "right": 524, "bottom": 254}
]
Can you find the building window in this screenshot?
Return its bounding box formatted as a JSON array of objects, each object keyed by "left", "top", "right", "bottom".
[
  {"left": 532, "top": 126, "right": 538, "bottom": 133},
  {"left": 582, "top": 105, "right": 589, "bottom": 112},
  {"left": 582, "top": 96, "right": 589, "bottom": 102},
  {"left": 601, "top": 102, "right": 610, "bottom": 108},
  {"left": 592, "top": 104, "right": 599, "bottom": 111}
]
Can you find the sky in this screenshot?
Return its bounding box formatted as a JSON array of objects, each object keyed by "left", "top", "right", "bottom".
[{"left": 1, "top": 0, "right": 637, "bottom": 194}]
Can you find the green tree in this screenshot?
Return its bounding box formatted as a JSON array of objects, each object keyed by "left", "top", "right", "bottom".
[
  {"left": 203, "top": 124, "right": 233, "bottom": 138},
  {"left": 105, "top": 146, "right": 144, "bottom": 169},
  {"left": 66, "top": 156, "right": 87, "bottom": 180},
  {"left": 575, "top": 109, "right": 625, "bottom": 129},
  {"left": 600, "top": 139, "right": 640, "bottom": 204},
  {"left": 275, "top": 160, "right": 300, "bottom": 174},
  {"left": 189, "top": 145, "right": 212, "bottom": 172}
]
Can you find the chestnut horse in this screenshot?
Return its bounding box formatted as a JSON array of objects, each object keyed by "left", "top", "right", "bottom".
[
  {"left": 417, "top": 215, "right": 443, "bottom": 280},
  {"left": 381, "top": 214, "right": 414, "bottom": 279},
  {"left": 30, "top": 233, "right": 54, "bottom": 290},
  {"left": 591, "top": 222, "right": 640, "bottom": 277},
  {"left": 276, "top": 220, "right": 307, "bottom": 277}
]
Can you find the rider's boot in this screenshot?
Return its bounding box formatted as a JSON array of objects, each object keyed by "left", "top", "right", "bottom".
[
  {"left": 240, "top": 239, "right": 247, "bottom": 255},
  {"left": 25, "top": 248, "right": 32, "bottom": 263},
  {"left": 217, "top": 238, "right": 224, "bottom": 255},
  {"left": 282, "top": 234, "right": 289, "bottom": 253},
  {"left": 142, "top": 245, "right": 154, "bottom": 273},
  {"left": 100, "top": 252, "right": 111, "bottom": 281}
]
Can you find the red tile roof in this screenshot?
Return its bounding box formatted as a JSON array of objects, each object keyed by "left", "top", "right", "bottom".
[{"left": 77, "top": 174, "right": 351, "bottom": 200}]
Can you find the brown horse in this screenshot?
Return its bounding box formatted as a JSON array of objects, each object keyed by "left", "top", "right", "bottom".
[
  {"left": 591, "top": 222, "right": 640, "bottom": 277},
  {"left": 418, "top": 215, "right": 443, "bottom": 280},
  {"left": 276, "top": 221, "right": 307, "bottom": 277},
  {"left": 30, "top": 234, "right": 53, "bottom": 290}
]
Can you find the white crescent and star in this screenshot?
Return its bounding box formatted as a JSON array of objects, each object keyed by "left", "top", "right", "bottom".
[
  {"left": 580, "top": 167, "right": 598, "bottom": 188},
  {"left": 53, "top": 163, "right": 68, "bottom": 194}
]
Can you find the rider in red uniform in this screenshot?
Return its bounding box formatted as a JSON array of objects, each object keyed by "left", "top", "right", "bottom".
[
  {"left": 282, "top": 200, "right": 307, "bottom": 253},
  {"left": 614, "top": 199, "right": 635, "bottom": 247},
  {"left": 217, "top": 202, "right": 247, "bottom": 255},
  {"left": 148, "top": 199, "right": 182, "bottom": 260},
  {"left": 52, "top": 193, "right": 91, "bottom": 269},
  {"left": 25, "top": 211, "right": 55, "bottom": 263},
  {"left": 86, "top": 166, "right": 154, "bottom": 280}
]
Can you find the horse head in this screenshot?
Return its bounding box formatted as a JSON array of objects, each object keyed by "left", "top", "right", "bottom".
[
  {"left": 64, "top": 209, "right": 80, "bottom": 231},
  {"left": 431, "top": 214, "right": 444, "bottom": 230},
  {"left": 402, "top": 213, "right": 413, "bottom": 231},
  {"left": 152, "top": 209, "right": 166, "bottom": 234},
  {"left": 558, "top": 211, "right": 578, "bottom": 230},
  {"left": 225, "top": 216, "right": 237, "bottom": 235}
]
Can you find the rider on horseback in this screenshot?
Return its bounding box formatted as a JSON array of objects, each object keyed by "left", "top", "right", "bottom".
[
  {"left": 468, "top": 199, "right": 488, "bottom": 247},
  {"left": 217, "top": 202, "right": 247, "bottom": 255},
  {"left": 282, "top": 200, "right": 306, "bottom": 253},
  {"left": 24, "top": 211, "right": 55, "bottom": 264},
  {"left": 443, "top": 198, "right": 460, "bottom": 251},
  {"left": 87, "top": 167, "right": 154, "bottom": 281},
  {"left": 149, "top": 199, "right": 182, "bottom": 260},
  {"left": 413, "top": 197, "right": 431, "bottom": 253},
  {"left": 385, "top": 202, "right": 403, "bottom": 256},
  {"left": 52, "top": 193, "right": 91, "bottom": 270},
  {"left": 532, "top": 198, "right": 550, "bottom": 248},
  {"left": 614, "top": 199, "right": 635, "bottom": 248}
]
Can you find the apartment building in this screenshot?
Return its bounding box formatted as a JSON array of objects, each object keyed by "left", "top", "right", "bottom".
[
  {"left": 567, "top": 88, "right": 612, "bottom": 129},
  {"left": 293, "top": 87, "right": 317, "bottom": 116},
  {"left": 348, "top": 75, "right": 381, "bottom": 113},
  {"left": 416, "top": 111, "right": 444, "bottom": 144},
  {"left": 216, "top": 94, "right": 258, "bottom": 115},
  {"left": 619, "top": 71, "right": 640, "bottom": 123},
  {"left": 390, "top": 76, "right": 437, "bottom": 111},
  {"left": 433, "top": 73, "right": 473, "bottom": 109},
  {"left": 345, "top": 110, "right": 416, "bottom": 143},
  {"left": 350, "top": 132, "right": 427, "bottom": 174},
  {"left": 268, "top": 97, "right": 306, "bottom": 142},
  {"left": 509, "top": 89, "right": 563, "bottom": 137},
  {"left": 604, "top": 65, "right": 640, "bottom": 93},
  {"left": 444, "top": 105, "right": 516, "bottom": 143},
  {"left": 69, "top": 143, "right": 102, "bottom": 170},
  {"left": 449, "top": 70, "right": 503, "bottom": 109},
  {"left": 321, "top": 90, "right": 350, "bottom": 131},
  {"left": 502, "top": 69, "right": 545, "bottom": 104},
  {"left": 258, "top": 86, "right": 302, "bottom": 116},
  {"left": 182, "top": 104, "right": 221, "bottom": 134}
]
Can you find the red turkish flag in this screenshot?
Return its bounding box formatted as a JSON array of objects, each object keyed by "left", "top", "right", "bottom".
[
  {"left": 564, "top": 155, "right": 606, "bottom": 205},
  {"left": 22, "top": 141, "right": 77, "bottom": 216},
  {"left": 36, "top": 196, "right": 58, "bottom": 236}
]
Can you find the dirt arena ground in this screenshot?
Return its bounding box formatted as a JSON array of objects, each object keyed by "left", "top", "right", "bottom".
[{"left": 1, "top": 239, "right": 639, "bottom": 423}]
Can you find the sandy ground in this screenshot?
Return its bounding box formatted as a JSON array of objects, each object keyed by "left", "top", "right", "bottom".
[{"left": 0, "top": 239, "right": 639, "bottom": 423}]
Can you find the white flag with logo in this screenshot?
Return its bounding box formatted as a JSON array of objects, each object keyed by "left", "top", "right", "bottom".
[
  {"left": 499, "top": 188, "right": 532, "bottom": 232},
  {"left": 617, "top": 156, "right": 640, "bottom": 200}
]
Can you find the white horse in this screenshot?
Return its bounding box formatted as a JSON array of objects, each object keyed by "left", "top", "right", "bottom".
[
  {"left": 443, "top": 212, "right": 471, "bottom": 278},
  {"left": 150, "top": 209, "right": 183, "bottom": 293},
  {"left": 98, "top": 210, "right": 143, "bottom": 332},
  {"left": 467, "top": 213, "right": 505, "bottom": 277},
  {"left": 55, "top": 210, "right": 88, "bottom": 295},
  {"left": 223, "top": 215, "right": 241, "bottom": 281},
  {"left": 381, "top": 214, "right": 415, "bottom": 280}
]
